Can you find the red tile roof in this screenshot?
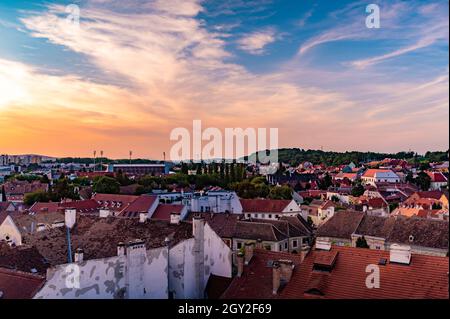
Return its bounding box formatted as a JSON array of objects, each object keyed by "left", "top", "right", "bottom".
[
  {"left": 222, "top": 246, "right": 449, "bottom": 299},
  {"left": 151, "top": 204, "right": 185, "bottom": 221},
  {"left": 362, "top": 169, "right": 392, "bottom": 178},
  {"left": 186, "top": 212, "right": 239, "bottom": 238},
  {"left": 60, "top": 199, "right": 100, "bottom": 212},
  {"left": 220, "top": 249, "right": 304, "bottom": 299},
  {"left": 298, "top": 190, "right": 326, "bottom": 198},
  {"left": 416, "top": 191, "right": 444, "bottom": 200},
  {"left": 206, "top": 275, "right": 233, "bottom": 299},
  {"left": 92, "top": 193, "right": 139, "bottom": 211},
  {"left": 427, "top": 172, "right": 448, "bottom": 183},
  {"left": 319, "top": 200, "right": 336, "bottom": 210},
  {"left": 29, "top": 202, "right": 60, "bottom": 214},
  {"left": 0, "top": 268, "right": 45, "bottom": 299},
  {"left": 240, "top": 199, "right": 293, "bottom": 213},
  {"left": 121, "top": 195, "right": 157, "bottom": 214},
  {"left": 281, "top": 246, "right": 449, "bottom": 299},
  {"left": 368, "top": 197, "right": 387, "bottom": 209},
  {"left": 3, "top": 181, "right": 48, "bottom": 195}
]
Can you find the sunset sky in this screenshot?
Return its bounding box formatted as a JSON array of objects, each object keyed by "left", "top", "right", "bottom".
[{"left": 0, "top": 0, "right": 448, "bottom": 159}]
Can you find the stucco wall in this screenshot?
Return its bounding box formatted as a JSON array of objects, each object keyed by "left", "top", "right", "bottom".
[
  {"left": 0, "top": 215, "right": 22, "bottom": 245},
  {"left": 204, "top": 222, "right": 232, "bottom": 279},
  {"left": 34, "top": 246, "right": 168, "bottom": 299}
]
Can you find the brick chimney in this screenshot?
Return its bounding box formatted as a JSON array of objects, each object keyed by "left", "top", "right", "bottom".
[
  {"left": 256, "top": 238, "right": 263, "bottom": 249},
  {"left": 99, "top": 209, "right": 112, "bottom": 218},
  {"left": 74, "top": 248, "right": 84, "bottom": 263},
  {"left": 170, "top": 212, "right": 180, "bottom": 225},
  {"left": 117, "top": 242, "right": 126, "bottom": 256},
  {"left": 272, "top": 262, "right": 281, "bottom": 295},
  {"left": 125, "top": 239, "right": 146, "bottom": 299},
  {"left": 278, "top": 259, "right": 294, "bottom": 282},
  {"left": 236, "top": 252, "right": 244, "bottom": 277},
  {"left": 65, "top": 208, "right": 76, "bottom": 229},
  {"left": 192, "top": 215, "right": 205, "bottom": 298},
  {"left": 139, "top": 212, "right": 147, "bottom": 223},
  {"left": 389, "top": 244, "right": 411, "bottom": 265},
  {"left": 244, "top": 242, "right": 254, "bottom": 265}
]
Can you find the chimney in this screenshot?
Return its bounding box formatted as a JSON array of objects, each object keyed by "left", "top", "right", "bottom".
[
  {"left": 389, "top": 244, "right": 411, "bottom": 265},
  {"left": 300, "top": 244, "right": 310, "bottom": 263},
  {"left": 244, "top": 242, "right": 254, "bottom": 265},
  {"left": 256, "top": 238, "right": 263, "bottom": 249},
  {"left": 315, "top": 239, "right": 331, "bottom": 251},
  {"left": 192, "top": 215, "right": 205, "bottom": 298},
  {"left": 170, "top": 212, "right": 180, "bottom": 225},
  {"left": 125, "top": 240, "right": 147, "bottom": 299},
  {"left": 139, "top": 212, "right": 147, "bottom": 223},
  {"left": 99, "top": 209, "right": 111, "bottom": 218},
  {"left": 278, "top": 259, "right": 294, "bottom": 282},
  {"left": 74, "top": 248, "right": 84, "bottom": 263},
  {"left": 236, "top": 252, "right": 244, "bottom": 277},
  {"left": 65, "top": 209, "right": 76, "bottom": 229},
  {"left": 192, "top": 214, "right": 205, "bottom": 237},
  {"left": 117, "top": 242, "right": 126, "bottom": 256},
  {"left": 272, "top": 262, "right": 281, "bottom": 295}
]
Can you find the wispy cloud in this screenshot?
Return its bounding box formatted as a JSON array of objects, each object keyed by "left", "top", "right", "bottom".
[
  {"left": 0, "top": 0, "right": 447, "bottom": 157},
  {"left": 237, "top": 28, "right": 277, "bottom": 55},
  {"left": 298, "top": 0, "right": 449, "bottom": 71}
]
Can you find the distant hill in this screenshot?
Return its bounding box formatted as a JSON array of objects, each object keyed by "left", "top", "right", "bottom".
[{"left": 248, "top": 148, "right": 449, "bottom": 166}]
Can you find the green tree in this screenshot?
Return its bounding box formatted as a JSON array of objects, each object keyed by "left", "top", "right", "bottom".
[
  {"left": 51, "top": 178, "right": 78, "bottom": 201},
  {"left": 356, "top": 236, "right": 369, "bottom": 249},
  {"left": 1, "top": 186, "right": 6, "bottom": 202},
  {"left": 318, "top": 173, "right": 332, "bottom": 190},
  {"left": 24, "top": 190, "right": 51, "bottom": 206},
  {"left": 389, "top": 202, "right": 399, "bottom": 212},
  {"left": 181, "top": 162, "right": 189, "bottom": 175},
  {"left": 115, "top": 170, "right": 133, "bottom": 186},
  {"left": 414, "top": 172, "right": 431, "bottom": 191},
  {"left": 234, "top": 180, "right": 257, "bottom": 199},
  {"left": 351, "top": 183, "right": 365, "bottom": 197},
  {"left": 93, "top": 176, "right": 120, "bottom": 194},
  {"left": 405, "top": 172, "right": 414, "bottom": 183},
  {"left": 268, "top": 185, "right": 292, "bottom": 200}
]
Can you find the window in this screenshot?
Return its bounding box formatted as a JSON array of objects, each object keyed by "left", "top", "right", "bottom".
[
  {"left": 253, "top": 213, "right": 257, "bottom": 218},
  {"left": 284, "top": 242, "right": 288, "bottom": 250},
  {"left": 293, "top": 240, "right": 298, "bottom": 248},
  {"left": 279, "top": 244, "right": 282, "bottom": 251},
  {"left": 237, "top": 242, "right": 242, "bottom": 249},
  {"left": 246, "top": 214, "right": 251, "bottom": 218}
]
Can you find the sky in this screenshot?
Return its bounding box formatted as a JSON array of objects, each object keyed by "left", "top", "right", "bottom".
[{"left": 0, "top": 0, "right": 448, "bottom": 159}]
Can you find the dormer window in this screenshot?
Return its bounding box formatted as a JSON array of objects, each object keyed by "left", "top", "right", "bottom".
[{"left": 409, "top": 235, "right": 414, "bottom": 243}]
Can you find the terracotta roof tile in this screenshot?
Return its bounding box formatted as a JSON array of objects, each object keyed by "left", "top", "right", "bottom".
[
  {"left": 151, "top": 204, "right": 185, "bottom": 221},
  {"left": 316, "top": 211, "right": 364, "bottom": 240},
  {"left": 240, "top": 199, "right": 293, "bottom": 213},
  {"left": 281, "top": 246, "right": 449, "bottom": 299},
  {"left": 0, "top": 268, "right": 45, "bottom": 299},
  {"left": 25, "top": 216, "right": 193, "bottom": 266},
  {"left": 221, "top": 249, "right": 303, "bottom": 299}
]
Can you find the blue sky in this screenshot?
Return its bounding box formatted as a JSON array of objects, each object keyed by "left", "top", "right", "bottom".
[{"left": 0, "top": 0, "right": 448, "bottom": 158}]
